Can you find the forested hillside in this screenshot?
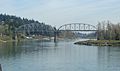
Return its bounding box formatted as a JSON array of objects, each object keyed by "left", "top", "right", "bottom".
[{"left": 0, "top": 14, "right": 54, "bottom": 37}]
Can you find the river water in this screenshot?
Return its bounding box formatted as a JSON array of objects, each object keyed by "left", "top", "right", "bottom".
[{"left": 0, "top": 40, "right": 120, "bottom": 71}]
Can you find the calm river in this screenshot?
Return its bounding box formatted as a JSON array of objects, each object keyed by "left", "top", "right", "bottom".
[{"left": 0, "top": 40, "right": 120, "bottom": 71}]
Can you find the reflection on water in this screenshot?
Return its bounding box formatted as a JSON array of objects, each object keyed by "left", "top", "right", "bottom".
[
  {"left": 98, "top": 46, "right": 120, "bottom": 71},
  {"left": 0, "top": 40, "right": 120, "bottom": 71},
  {"left": 0, "top": 40, "right": 56, "bottom": 58}
]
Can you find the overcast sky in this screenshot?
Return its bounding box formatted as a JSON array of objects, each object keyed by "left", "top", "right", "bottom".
[{"left": 0, "top": 0, "right": 120, "bottom": 27}]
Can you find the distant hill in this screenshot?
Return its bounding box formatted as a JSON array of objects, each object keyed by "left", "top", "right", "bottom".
[
  {"left": 0, "top": 14, "right": 54, "bottom": 36},
  {"left": 74, "top": 32, "right": 96, "bottom": 39}
]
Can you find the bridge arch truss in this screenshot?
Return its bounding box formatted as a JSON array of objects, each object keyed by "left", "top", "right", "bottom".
[{"left": 58, "top": 23, "right": 97, "bottom": 31}]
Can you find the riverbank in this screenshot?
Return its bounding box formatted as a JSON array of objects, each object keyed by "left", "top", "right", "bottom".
[
  {"left": 74, "top": 40, "right": 120, "bottom": 46},
  {"left": 0, "top": 35, "right": 53, "bottom": 43}
]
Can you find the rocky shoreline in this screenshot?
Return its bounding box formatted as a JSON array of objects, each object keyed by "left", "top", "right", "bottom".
[{"left": 74, "top": 40, "right": 120, "bottom": 46}]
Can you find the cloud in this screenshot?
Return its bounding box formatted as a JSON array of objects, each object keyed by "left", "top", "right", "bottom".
[{"left": 0, "top": 0, "right": 120, "bottom": 27}]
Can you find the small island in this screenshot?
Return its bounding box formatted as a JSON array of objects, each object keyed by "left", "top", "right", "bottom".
[
  {"left": 74, "top": 40, "right": 120, "bottom": 46},
  {"left": 75, "top": 21, "right": 120, "bottom": 46}
]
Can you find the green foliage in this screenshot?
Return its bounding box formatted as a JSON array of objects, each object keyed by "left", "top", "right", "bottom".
[
  {"left": 0, "top": 36, "right": 12, "bottom": 41},
  {"left": 0, "top": 13, "right": 54, "bottom": 39}
]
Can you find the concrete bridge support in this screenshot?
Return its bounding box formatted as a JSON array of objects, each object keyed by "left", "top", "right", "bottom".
[{"left": 54, "top": 27, "right": 57, "bottom": 43}]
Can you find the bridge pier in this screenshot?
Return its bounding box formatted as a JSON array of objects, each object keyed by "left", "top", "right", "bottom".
[
  {"left": 54, "top": 27, "right": 57, "bottom": 43},
  {"left": 12, "top": 29, "right": 17, "bottom": 40},
  {"left": 54, "top": 33, "right": 57, "bottom": 42}
]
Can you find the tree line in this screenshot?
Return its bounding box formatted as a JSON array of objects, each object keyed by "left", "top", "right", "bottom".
[
  {"left": 97, "top": 21, "right": 120, "bottom": 40},
  {"left": 0, "top": 14, "right": 54, "bottom": 38}
]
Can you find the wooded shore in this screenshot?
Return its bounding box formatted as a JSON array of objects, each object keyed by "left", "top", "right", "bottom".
[{"left": 74, "top": 40, "right": 120, "bottom": 46}]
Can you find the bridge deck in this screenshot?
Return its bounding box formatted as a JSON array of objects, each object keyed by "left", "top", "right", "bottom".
[{"left": 58, "top": 30, "right": 97, "bottom": 31}]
